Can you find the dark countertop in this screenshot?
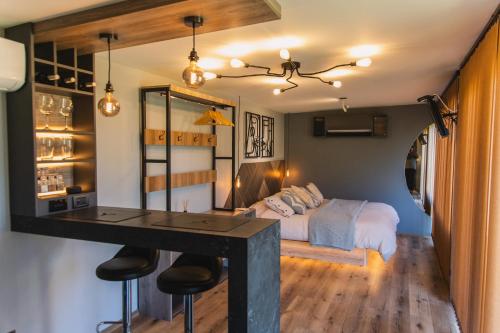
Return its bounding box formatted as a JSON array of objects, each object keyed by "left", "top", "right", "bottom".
[{"left": 11, "top": 206, "right": 279, "bottom": 257}]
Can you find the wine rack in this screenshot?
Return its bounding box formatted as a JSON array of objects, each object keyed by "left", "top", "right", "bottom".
[{"left": 5, "top": 24, "right": 97, "bottom": 217}]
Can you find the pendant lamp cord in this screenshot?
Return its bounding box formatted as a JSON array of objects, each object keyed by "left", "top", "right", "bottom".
[
  {"left": 107, "top": 36, "right": 111, "bottom": 85},
  {"left": 192, "top": 22, "right": 196, "bottom": 52}
]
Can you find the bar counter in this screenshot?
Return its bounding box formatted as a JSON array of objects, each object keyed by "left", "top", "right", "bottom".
[{"left": 11, "top": 207, "right": 280, "bottom": 333}]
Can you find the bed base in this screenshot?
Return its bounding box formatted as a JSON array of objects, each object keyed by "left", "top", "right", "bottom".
[{"left": 281, "top": 240, "right": 367, "bottom": 266}]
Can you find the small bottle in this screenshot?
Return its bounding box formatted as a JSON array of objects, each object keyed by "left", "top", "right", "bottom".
[
  {"left": 40, "top": 176, "right": 48, "bottom": 193},
  {"left": 48, "top": 175, "right": 57, "bottom": 192},
  {"left": 56, "top": 175, "right": 65, "bottom": 191}
]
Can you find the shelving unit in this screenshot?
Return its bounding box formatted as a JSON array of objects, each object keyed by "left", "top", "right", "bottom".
[
  {"left": 6, "top": 24, "right": 97, "bottom": 217},
  {"left": 140, "top": 85, "right": 236, "bottom": 212}
]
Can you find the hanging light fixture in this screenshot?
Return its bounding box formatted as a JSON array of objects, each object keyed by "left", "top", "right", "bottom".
[
  {"left": 194, "top": 106, "right": 234, "bottom": 126},
  {"left": 97, "top": 33, "right": 120, "bottom": 117},
  {"left": 213, "top": 49, "right": 372, "bottom": 95},
  {"left": 182, "top": 16, "right": 206, "bottom": 89}
]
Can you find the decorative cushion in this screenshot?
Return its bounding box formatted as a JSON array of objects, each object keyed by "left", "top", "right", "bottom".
[
  {"left": 250, "top": 200, "right": 268, "bottom": 218},
  {"left": 264, "top": 195, "right": 295, "bottom": 217},
  {"left": 306, "top": 182, "right": 324, "bottom": 202},
  {"left": 281, "top": 191, "right": 307, "bottom": 215},
  {"left": 305, "top": 188, "right": 321, "bottom": 207},
  {"left": 291, "top": 185, "right": 316, "bottom": 209}
]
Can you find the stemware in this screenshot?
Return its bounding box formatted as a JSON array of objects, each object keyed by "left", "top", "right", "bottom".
[
  {"left": 39, "top": 137, "right": 54, "bottom": 160},
  {"left": 61, "top": 137, "right": 73, "bottom": 159},
  {"left": 59, "top": 97, "right": 74, "bottom": 130},
  {"left": 37, "top": 94, "right": 55, "bottom": 129}
]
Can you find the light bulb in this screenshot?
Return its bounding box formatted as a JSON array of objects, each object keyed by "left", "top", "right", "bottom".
[
  {"left": 355, "top": 58, "right": 372, "bottom": 67},
  {"left": 286, "top": 169, "right": 290, "bottom": 177},
  {"left": 332, "top": 81, "right": 342, "bottom": 88},
  {"left": 98, "top": 91, "right": 120, "bottom": 117},
  {"left": 273, "top": 88, "right": 282, "bottom": 95},
  {"left": 279, "top": 49, "right": 290, "bottom": 60},
  {"left": 236, "top": 176, "right": 241, "bottom": 188},
  {"left": 182, "top": 60, "right": 206, "bottom": 88},
  {"left": 203, "top": 72, "right": 217, "bottom": 80},
  {"left": 230, "top": 58, "right": 246, "bottom": 68}
]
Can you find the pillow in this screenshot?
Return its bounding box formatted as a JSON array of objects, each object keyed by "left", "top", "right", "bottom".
[
  {"left": 250, "top": 200, "right": 268, "bottom": 218},
  {"left": 264, "top": 195, "right": 294, "bottom": 217},
  {"left": 281, "top": 191, "right": 307, "bottom": 215},
  {"left": 306, "top": 182, "right": 324, "bottom": 202},
  {"left": 305, "top": 188, "right": 321, "bottom": 207},
  {"left": 291, "top": 185, "right": 316, "bottom": 208}
]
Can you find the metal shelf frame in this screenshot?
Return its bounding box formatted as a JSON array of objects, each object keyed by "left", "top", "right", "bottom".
[{"left": 140, "top": 85, "right": 236, "bottom": 212}]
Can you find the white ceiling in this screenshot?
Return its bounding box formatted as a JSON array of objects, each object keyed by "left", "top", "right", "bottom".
[{"left": 1, "top": 0, "right": 498, "bottom": 113}]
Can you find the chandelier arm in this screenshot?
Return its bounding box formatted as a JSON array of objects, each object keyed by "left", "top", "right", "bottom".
[
  {"left": 282, "top": 71, "right": 298, "bottom": 92},
  {"left": 298, "top": 62, "right": 354, "bottom": 76},
  {"left": 217, "top": 73, "right": 285, "bottom": 79},
  {"left": 297, "top": 73, "right": 331, "bottom": 85},
  {"left": 247, "top": 64, "right": 287, "bottom": 76}
]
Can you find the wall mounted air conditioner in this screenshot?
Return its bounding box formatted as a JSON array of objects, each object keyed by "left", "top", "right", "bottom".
[{"left": 0, "top": 37, "right": 25, "bottom": 92}]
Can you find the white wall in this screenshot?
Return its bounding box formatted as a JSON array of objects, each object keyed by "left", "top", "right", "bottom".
[{"left": 0, "top": 47, "right": 284, "bottom": 332}]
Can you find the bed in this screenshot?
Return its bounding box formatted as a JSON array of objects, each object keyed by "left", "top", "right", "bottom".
[{"left": 252, "top": 199, "right": 399, "bottom": 265}]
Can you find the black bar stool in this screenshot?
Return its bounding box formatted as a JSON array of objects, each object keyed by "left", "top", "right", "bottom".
[
  {"left": 95, "top": 246, "right": 160, "bottom": 333},
  {"left": 157, "top": 254, "right": 223, "bottom": 333}
]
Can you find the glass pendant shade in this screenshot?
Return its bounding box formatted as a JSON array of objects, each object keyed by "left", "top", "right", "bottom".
[
  {"left": 98, "top": 91, "right": 120, "bottom": 117},
  {"left": 183, "top": 60, "right": 206, "bottom": 88}
]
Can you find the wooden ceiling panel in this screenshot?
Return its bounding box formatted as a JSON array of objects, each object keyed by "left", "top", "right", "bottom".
[{"left": 33, "top": 0, "right": 281, "bottom": 54}]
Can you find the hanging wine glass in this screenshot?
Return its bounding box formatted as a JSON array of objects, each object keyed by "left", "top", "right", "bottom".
[
  {"left": 59, "top": 97, "right": 74, "bottom": 130},
  {"left": 38, "top": 94, "right": 55, "bottom": 129}
]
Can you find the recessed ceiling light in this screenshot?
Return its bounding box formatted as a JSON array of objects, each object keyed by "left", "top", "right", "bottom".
[
  {"left": 198, "top": 58, "right": 225, "bottom": 70},
  {"left": 349, "top": 44, "right": 380, "bottom": 58}
]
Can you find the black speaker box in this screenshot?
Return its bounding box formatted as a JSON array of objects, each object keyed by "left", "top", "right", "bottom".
[{"left": 313, "top": 117, "right": 326, "bottom": 136}]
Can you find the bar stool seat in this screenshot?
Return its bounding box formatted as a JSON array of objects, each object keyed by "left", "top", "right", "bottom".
[
  {"left": 97, "top": 256, "right": 154, "bottom": 281},
  {"left": 157, "top": 254, "right": 223, "bottom": 333},
  {"left": 96, "top": 246, "right": 159, "bottom": 333}
]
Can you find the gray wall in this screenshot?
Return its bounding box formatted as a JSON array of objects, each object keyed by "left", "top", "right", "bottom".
[{"left": 285, "top": 104, "right": 433, "bottom": 236}]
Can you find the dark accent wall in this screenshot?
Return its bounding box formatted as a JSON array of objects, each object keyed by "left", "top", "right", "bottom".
[{"left": 285, "top": 104, "right": 433, "bottom": 236}]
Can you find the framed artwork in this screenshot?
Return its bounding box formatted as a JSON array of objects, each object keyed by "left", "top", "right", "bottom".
[
  {"left": 261, "top": 115, "right": 274, "bottom": 157},
  {"left": 245, "top": 112, "right": 261, "bottom": 158}
]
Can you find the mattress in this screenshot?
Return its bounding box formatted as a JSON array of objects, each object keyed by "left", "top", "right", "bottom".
[{"left": 257, "top": 199, "right": 400, "bottom": 261}]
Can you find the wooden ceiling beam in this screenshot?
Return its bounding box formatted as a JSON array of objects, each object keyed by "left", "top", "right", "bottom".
[{"left": 33, "top": 0, "right": 281, "bottom": 54}]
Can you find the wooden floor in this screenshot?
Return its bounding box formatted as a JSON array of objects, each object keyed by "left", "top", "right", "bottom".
[{"left": 110, "top": 236, "right": 459, "bottom": 333}]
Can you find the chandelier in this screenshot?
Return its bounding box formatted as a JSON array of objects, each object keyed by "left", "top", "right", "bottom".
[{"left": 210, "top": 49, "right": 372, "bottom": 95}]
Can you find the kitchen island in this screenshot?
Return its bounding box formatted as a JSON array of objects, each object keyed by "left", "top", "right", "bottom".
[{"left": 11, "top": 207, "right": 280, "bottom": 333}]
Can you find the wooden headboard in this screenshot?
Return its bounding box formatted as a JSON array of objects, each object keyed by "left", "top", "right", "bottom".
[{"left": 225, "top": 160, "right": 285, "bottom": 208}]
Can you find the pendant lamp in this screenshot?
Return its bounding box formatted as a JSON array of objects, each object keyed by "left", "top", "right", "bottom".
[{"left": 97, "top": 33, "right": 120, "bottom": 117}]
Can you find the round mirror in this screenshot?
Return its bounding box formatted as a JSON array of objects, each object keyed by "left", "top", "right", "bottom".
[{"left": 405, "top": 126, "right": 435, "bottom": 214}]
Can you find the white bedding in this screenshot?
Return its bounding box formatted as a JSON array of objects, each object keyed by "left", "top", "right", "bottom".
[{"left": 256, "top": 199, "right": 399, "bottom": 261}]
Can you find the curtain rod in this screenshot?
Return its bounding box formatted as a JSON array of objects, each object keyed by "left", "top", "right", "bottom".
[{"left": 441, "top": 4, "right": 500, "bottom": 95}]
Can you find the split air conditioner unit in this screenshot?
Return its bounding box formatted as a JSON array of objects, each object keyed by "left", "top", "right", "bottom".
[{"left": 0, "top": 37, "right": 25, "bottom": 92}]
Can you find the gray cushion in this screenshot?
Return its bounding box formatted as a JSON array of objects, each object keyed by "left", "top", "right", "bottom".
[{"left": 281, "top": 191, "right": 307, "bottom": 215}]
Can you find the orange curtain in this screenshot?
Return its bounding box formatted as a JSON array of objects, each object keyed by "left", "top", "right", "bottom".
[
  {"left": 450, "top": 19, "right": 499, "bottom": 333},
  {"left": 432, "top": 78, "right": 458, "bottom": 283}
]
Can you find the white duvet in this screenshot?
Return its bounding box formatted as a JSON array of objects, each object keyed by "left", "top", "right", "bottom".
[{"left": 256, "top": 199, "right": 399, "bottom": 261}]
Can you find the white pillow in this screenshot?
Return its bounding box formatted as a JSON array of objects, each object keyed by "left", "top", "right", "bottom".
[
  {"left": 291, "top": 185, "right": 316, "bottom": 208},
  {"left": 250, "top": 200, "right": 268, "bottom": 218},
  {"left": 306, "top": 182, "right": 324, "bottom": 202},
  {"left": 264, "top": 195, "right": 295, "bottom": 217}
]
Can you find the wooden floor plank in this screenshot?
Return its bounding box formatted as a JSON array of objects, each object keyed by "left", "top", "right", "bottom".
[{"left": 107, "top": 235, "right": 458, "bottom": 333}]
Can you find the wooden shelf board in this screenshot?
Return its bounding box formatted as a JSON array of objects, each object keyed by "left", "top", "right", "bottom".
[
  {"left": 33, "top": 0, "right": 281, "bottom": 55},
  {"left": 36, "top": 158, "right": 95, "bottom": 164},
  {"left": 77, "top": 68, "right": 93, "bottom": 75},
  {"left": 34, "top": 83, "right": 94, "bottom": 96},
  {"left": 34, "top": 58, "right": 55, "bottom": 65},
  {"left": 145, "top": 170, "right": 217, "bottom": 193},
  {"left": 36, "top": 129, "right": 95, "bottom": 135},
  {"left": 144, "top": 129, "right": 217, "bottom": 146}
]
